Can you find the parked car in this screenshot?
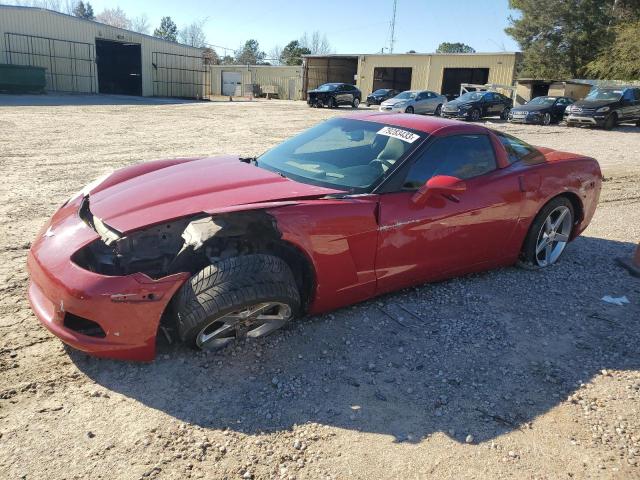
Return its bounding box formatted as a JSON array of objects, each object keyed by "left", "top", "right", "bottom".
[
  {"left": 307, "top": 83, "right": 361, "bottom": 108},
  {"left": 441, "top": 91, "right": 513, "bottom": 121},
  {"left": 509, "top": 96, "right": 574, "bottom": 125},
  {"left": 379, "top": 90, "right": 447, "bottom": 115},
  {"left": 27, "top": 113, "right": 602, "bottom": 361},
  {"left": 366, "top": 88, "right": 398, "bottom": 106},
  {"left": 564, "top": 87, "right": 640, "bottom": 130}
]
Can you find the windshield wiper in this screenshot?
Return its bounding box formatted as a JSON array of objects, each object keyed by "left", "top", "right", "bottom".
[{"left": 239, "top": 156, "right": 258, "bottom": 165}]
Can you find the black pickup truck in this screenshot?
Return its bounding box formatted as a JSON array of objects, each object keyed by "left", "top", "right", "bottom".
[
  {"left": 564, "top": 87, "right": 640, "bottom": 130},
  {"left": 307, "top": 83, "right": 361, "bottom": 108}
]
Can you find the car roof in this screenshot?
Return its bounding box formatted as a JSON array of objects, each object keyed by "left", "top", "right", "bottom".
[{"left": 342, "top": 112, "right": 487, "bottom": 135}]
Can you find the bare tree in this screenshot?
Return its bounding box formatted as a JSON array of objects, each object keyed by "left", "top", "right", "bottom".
[
  {"left": 300, "top": 31, "right": 332, "bottom": 55},
  {"left": 95, "top": 7, "right": 131, "bottom": 30},
  {"left": 131, "top": 14, "right": 150, "bottom": 35},
  {"left": 268, "top": 44, "right": 283, "bottom": 65},
  {"left": 179, "top": 18, "right": 208, "bottom": 47}
]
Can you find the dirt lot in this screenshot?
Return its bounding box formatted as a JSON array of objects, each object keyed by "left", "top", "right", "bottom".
[{"left": 1, "top": 96, "right": 639, "bottom": 480}]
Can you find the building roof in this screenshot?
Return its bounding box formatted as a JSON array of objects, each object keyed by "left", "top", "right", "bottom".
[
  {"left": 0, "top": 4, "right": 204, "bottom": 51},
  {"left": 303, "top": 51, "right": 520, "bottom": 58}
]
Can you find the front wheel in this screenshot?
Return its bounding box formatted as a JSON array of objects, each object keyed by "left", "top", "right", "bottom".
[
  {"left": 352, "top": 97, "right": 360, "bottom": 108},
  {"left": 500, "top": 107, "right": 511, "bottom": 120},
  {"left": 434, "top": 104, "right": 442, "bottom": 116},
  {"left": 603, "top": 113, "right": 617, "bottom": 130},
  {"left": 519, "top": 197, "right": 574, "bottom": 269},
  {"left": 470, "top": 109, "right": 481, "bottom": 121},
  {"left": 405, "top": 106, "right": 414, "bottom": 114},
  {"left": 175, "top": 255, "right": 300, "bottom": 351}
]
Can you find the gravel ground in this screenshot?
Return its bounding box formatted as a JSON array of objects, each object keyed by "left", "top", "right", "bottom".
[{"left": 0, "top": 96, "right": 639, "bottom": 480}]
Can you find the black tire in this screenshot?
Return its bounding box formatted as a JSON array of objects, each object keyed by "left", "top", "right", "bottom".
[
  {"left": 500, "top": 107, "right": 511, "bottom": 120},
  {"left": 470, "top": 109, "right": 481, "bottom": 121},
  {"left": 352, "top": 97, "right": 360, "bottom": 108},
  {"left": 542, "top": 113, "right": 552, "bottom": 126},
  {"left": 405, "top": 106, "right": 414, "bottom": 114},
  {"left": 603, "top": 113, "right": 617, "bottom": 130},
  {"left": 518, "top": 196, "right": 574, "bottom": 270},
  {"left": 175, "top": 254, "right": 300, "bottom": 350},
  {"left": 434, "top": 104, "right": 442, "bottom": 116}
]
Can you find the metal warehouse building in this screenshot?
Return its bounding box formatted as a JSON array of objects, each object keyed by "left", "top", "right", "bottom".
[
  {"left": 303, "top": 52, "right": 520, "bottom": 99},
  {"left": 0, "top": 5, "right": 208, "bottom": 98}
]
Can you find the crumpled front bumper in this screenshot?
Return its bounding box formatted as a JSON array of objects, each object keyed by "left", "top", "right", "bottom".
[{"left": 27, "top": 197, "right": 189, "bottom": 361}]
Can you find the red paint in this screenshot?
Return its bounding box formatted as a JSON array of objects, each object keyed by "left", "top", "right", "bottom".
[{"left": 27, "top": 114, "right": 602, "bottom": 361}]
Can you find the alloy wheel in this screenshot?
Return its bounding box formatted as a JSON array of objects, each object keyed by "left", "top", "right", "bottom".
[
  {"left": 543, "top": 113, "right": 551, "bottom": 125},
  {"left": 196, "top": 302, "right": 292, "bottom": 350},
  {"left": 535, "top": 206, "right": 572, "bottom": 267}
]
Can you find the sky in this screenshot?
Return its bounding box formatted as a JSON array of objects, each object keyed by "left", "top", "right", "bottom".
[{"left": 35, "top": 0, "right": 521, "bottom": 56}]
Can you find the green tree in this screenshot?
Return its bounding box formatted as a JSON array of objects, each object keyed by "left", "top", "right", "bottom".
[
  {"left": 506, "top": 0, "right": 616, "bottom": 78},
  {"left": 73, "top": 1, "right": 94, "bottom": 20},
  {"left": 435, "top": 42, "right": 475, "bottom": 53},
  {"left": 154, "top": 16, "right": 178, "bottom": 42},
  {"left": 280, "top": 40, "right": 311, "bottom": 66},
  {"left": 234, "top": 39, "right": 266, "bottom": 65},
  {"left": 586, "top": 20, "right": 640, "bottom": 80}
]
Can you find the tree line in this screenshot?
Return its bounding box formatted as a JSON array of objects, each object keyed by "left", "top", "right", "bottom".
[{"left": 507, "top": 0, "right": 640, "bottom": 80}]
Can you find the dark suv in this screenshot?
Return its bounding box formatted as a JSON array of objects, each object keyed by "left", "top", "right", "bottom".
[
  {"left": 564, "top": 87, "right": 640, "bottom": 130},
  {"left": 307, "top": 83, "right": 362, "bottom": 108},
  {"left": 441, "top": 91, "right": 513, "bottom": 121}
]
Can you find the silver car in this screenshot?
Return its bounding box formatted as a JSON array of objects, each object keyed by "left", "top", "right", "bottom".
[{"left": 379, "top": 90, "right": 448, "bottom": 115}]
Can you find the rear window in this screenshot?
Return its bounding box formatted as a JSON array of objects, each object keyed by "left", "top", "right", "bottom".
[{"left": 494, "top": 131, "right": 543, "bottom": 164}]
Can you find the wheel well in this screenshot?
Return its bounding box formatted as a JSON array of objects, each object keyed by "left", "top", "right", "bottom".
[{"left": 556, "top": 192, "right": 584, "bottom": 234}]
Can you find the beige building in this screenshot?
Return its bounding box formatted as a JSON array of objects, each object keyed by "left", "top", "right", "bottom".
[
  {"left": 304, "top": 52, "right": 520, "bottom": 99},
  {"left": 209, "top": 65, "right": 303, "bottom": 100},
  {"left": 0, "top": 5, "right": 208, "bottom": 98}
]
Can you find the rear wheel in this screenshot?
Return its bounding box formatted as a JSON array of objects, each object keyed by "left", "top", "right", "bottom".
[
  {"left": 500, "top": 107, "right": 511, "bottom": 120},
  {"left": 519, "top": 197, "right": 574, "bottom": 269},
  {"left": 352, "top": 97, "right": 360, "bottom": 108},
  {"left": 175, "top": 255, "right": 300, "bottom": 351},
  {"left": 603, "top": 113, "right": 617, "bottom": 130},
  {"left": 470, "top": 109, "right": 481, "bottom": 121},
  {"left": 542, "top": 113, "right": 552, "bottom": 125},
  {"left": 434, "top": 104, "right": 442, "bottom": 116},
  {"left": 405, "top": 106, "right": 414, "bottom": 114}
]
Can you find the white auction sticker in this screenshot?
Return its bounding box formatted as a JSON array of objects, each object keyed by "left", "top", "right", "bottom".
[{"left": 377, "top": 126, "right": 421, "bottom": 144}]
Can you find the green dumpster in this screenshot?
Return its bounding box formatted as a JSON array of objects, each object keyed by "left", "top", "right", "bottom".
[{"left": 0, "top": 64, "right": 47, "bottom": 93}]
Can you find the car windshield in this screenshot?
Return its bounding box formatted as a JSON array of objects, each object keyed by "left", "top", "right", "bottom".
[
  {"left": 528, "top": 96, "right": 556, "bottom": 105},
  {"left": 373, "top": 89, "right": 390, "bottom": 95},
  {"left": 316, "top": 84, "right": 338, "bottom": 92},
  {"left": 585, "top": 89, "right": 623, "bottom": 101},
  {"left": 457, "top": 91, "right": 485, "bottom": 102},
  {"left": 257, "top": 118, "right": 423, "bottom": 193},
  {"left": 394, "top": 91, "right": 417, "bottom": 100}
]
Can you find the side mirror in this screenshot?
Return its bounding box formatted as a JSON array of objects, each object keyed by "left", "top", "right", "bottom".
[{"left": 411, "top": 175, "right": 466, "bottom": 206}]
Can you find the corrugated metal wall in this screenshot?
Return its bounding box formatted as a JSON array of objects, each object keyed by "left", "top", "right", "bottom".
[
  {"left": 356, "top": 53, "right": 519, "bottom": 97},
  {"left": 0, "top": 5, "right": 207, "bottom": 97},
  {"left": 209, "top": 65, "right": 303, "bottom": 100}
]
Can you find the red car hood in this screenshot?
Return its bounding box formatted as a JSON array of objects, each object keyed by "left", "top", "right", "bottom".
[{"left": 88, "top": 155, "right": 341, "bottom": 232}]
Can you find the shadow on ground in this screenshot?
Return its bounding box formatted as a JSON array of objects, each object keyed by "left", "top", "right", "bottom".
[
  {"left": 0, "top": 93, "right": 204, "bottom": 107},
  {"left": 73, "top": 236, "right": 640, "bottom": 443}
]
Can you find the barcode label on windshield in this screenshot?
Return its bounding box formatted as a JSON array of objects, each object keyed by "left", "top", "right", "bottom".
[{"left": 377, "top": 126, "right": 421, "bottom": 144}]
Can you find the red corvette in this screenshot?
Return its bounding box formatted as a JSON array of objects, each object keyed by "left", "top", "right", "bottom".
[{"left": 27, "top": 113, "right": 601, "bottom": 361}]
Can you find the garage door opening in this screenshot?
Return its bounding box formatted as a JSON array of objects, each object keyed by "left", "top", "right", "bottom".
[
  {"left": 96, "top": 39, "right": 142, "bottom": 96},
  {"left": 372, "top": 67, "right": 412, "bottom": 93},
  {"left": 441, "top": 68, "right": 489, "bottom": 100},
  {"left": 303, "top": 55, "right": 359, "bottom": 93}
]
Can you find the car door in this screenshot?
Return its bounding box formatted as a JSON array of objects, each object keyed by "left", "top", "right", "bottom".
[
  {"left": 334, "top": 85, "right": 346, "bottom": 105},
  {"left": 375, "top": 133, "right": 524, "bottom": 293},
  {"left": 413, "top": 92, "right": 429, "bottom": 113},
  {"left": 480, "top": 93, "right": 494, "bottom": 116},
  {"left": 621, "top": 88, "right": 640, "bottom": 121}
]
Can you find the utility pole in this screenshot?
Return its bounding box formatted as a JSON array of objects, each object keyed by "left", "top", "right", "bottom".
[{"left": 389, "top": 0, "right": 397, "bottom": 53}]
